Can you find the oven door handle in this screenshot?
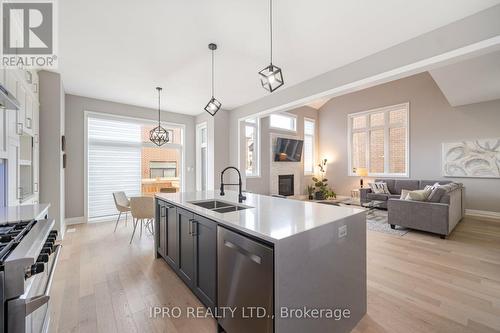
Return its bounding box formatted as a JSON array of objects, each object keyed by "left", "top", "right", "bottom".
[{"left": 25, "top": 244, "right": 62, "bottom": 315}]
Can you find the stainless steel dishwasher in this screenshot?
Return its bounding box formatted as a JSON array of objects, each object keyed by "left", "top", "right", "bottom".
[{"left": 217, "top": 226, "right": 274, "bottom": 333}]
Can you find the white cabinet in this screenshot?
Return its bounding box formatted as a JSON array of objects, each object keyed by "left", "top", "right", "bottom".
[
  {"left": 16, "top": 81, "right": 27, "bottom": 134},
  {"left": 6, "top": 107, "right": 19, "bottom": 141},
  {"left": 31, "top": 71, "right": 39, "bottom": 99},
  {"left": 5, "top": 70, "right": 17, "bottom": 102},
  {"left": 0, "top": 68, "right": 5, "bottom": 86},
  {"left": 0, "top": 69, "right": 7, "bottom": 159},
  {"left": 7, "top": 140, "right": 20, "bottom": 206},
  {"left": 1, "top": 67, "right": 40, "bottom": 207},
  {"left": 25, "top": 95, "right": 33, "bottom": 132},
  {"left": 33, "top": 102, "right": 39, "bottom": 199},
  {"left": 0, "top": 109, "right": 7, "bottom": 159}
]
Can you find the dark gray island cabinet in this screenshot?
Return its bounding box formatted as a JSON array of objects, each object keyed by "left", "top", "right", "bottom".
[
  {"left": 155, "top": 200, "right": 217, "bottom": 310},
  {"left": 154, "top": 191, "right": 367, "bottom": 333}
]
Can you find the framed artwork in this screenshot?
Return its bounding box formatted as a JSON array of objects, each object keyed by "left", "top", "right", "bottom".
[{"left": 442, "top": 138, "right": 500, "bottom": 178}]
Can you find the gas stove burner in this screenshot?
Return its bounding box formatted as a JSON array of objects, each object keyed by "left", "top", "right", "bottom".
[
  {"left": 0, "top": 234, "right": 13, "bottom": 244},
  {"left": 0, "top": 226, "right": 14, "bottom": 235},
  {"left": 0, "top": 220, "right": 32, "bottom": 232},
  {"left": 0, "top": 219, "right": 38, "bottom": 264}
]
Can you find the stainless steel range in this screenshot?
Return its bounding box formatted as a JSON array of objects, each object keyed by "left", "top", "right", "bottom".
[{"left": 0, "top": 218, "right": 61, "bottom": 333}]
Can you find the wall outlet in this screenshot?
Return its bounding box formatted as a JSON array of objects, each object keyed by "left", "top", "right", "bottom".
[{"left": 338, "top": 225, "right": 347, "bottom": 239}]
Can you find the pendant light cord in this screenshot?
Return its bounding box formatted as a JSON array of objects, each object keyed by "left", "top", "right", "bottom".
[
  {"left": 211, "top": 48, "right": 215, "bottom": 97},
  {"left": 270, "top": 0, "right": 273, "bottom": 65},
  {"left": 157, "top": 88, "right": 161, "bottom": 127}
]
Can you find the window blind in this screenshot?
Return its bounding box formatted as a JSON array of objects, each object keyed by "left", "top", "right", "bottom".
[{"left": 87, "top": 117, "right": 142, "bottom": 219}]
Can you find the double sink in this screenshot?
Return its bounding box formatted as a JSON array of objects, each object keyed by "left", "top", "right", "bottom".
[{"left": 188, "top": 200, "right": 252, "bottom": 214}]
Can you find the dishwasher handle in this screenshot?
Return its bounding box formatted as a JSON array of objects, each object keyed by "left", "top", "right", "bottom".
[{"left": 224, "top": 240, "right": 262, "bottom": 264}]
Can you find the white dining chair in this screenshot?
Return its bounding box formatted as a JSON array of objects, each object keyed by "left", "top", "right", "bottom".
[
  {"left": 112, "top": 191, "right": 131, "bottom": 232},
  {"left": 129, "top": 196, "right": 155, "bottom": 244}
]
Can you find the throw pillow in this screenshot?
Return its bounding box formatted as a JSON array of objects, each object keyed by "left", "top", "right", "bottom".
[
  {"left": 427, "top": 182, "right": 461, "bottom": 202},
  {"left": 368, "top": 182, "right": 390, "bottom": 194},
  {"left": 405, "top": 190, "right": 427, "bottom": 201},
  {"left": 400, "top": 189, "right": 411, "bottom": 200},
  {"left": 428, "top": 187, "right": 446, "bottom": 203},
  {"left": 422, "top": 185, "right": 435, "bottom": 199}
]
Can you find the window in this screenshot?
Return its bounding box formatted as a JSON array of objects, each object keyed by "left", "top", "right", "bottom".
[
  {"left": 303, "top": 118, "right": 315, "bottom": 175},
  {"left": 149, "top": 161, "right": 177, "bottom": 178},
  {"left": 348, "top": 103, "right": 409, "bottom": 177},
  {"left": 196, "top": 123, "right": 208, "bottom": 191},
  {"left": 244, "top": 118, "right": 259, "bottom": 177},
  {"left": 87, "top": 115, "right": 184, "bottom": 219},
  {"left": 87, "top": 117, "right": 142, "bottom": 219},
  {"left": 270, "top": 113, "right": 297, "bottom": 132}
]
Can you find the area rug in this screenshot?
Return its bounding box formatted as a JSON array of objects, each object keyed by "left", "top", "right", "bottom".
[{"left": 366, "top": 209, "right": 409, "bottom": 236}]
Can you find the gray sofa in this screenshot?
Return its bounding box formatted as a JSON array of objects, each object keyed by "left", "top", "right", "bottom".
[{"left": 360, "top": 179, "right": 464, "bottom": 238}]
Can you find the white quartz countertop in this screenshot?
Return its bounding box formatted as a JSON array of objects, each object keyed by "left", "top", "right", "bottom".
[
  {"left": 155, "top": 191, "right": 364, "bottom": 243},
  {"left": 0, "top": 204, "right": 50, "bottom": 224}
]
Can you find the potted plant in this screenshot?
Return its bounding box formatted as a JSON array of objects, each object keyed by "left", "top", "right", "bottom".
[
  {"left": 312, "top": 176, "right": 327, "bottom": 200},
  {"left": 306, "top": 185, "right": 315, "bottom": 200},
  {"left": 312, "top": 159, "right": 337, "bottom": 200}
]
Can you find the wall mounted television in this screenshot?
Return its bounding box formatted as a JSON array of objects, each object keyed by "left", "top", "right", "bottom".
[{"left": 274, "top": 137, "right": 304, "bottom": 162}]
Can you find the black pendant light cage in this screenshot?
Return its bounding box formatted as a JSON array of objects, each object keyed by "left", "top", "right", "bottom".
[
  {"left": 259, "top": 63, "right": 284, "bottom": 92},
  {"left": 205, "top": 97, "right": 222, "bottom": 116},
  {"left": 259, "top": 0, "right": 284, "bottom": 92},
  {"left": 205, "top": 43, "right": 222, "bottom": 116},
  {"left": 150, "top": 87, "right": 169, "bottom": 146}
]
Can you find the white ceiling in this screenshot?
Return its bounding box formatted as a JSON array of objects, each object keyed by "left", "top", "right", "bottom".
[
  {"left": 429, "top": 50, "right": 500, "bottom": 106},
  {"left": 59, "top": 0, "right": 500, "bottom": 115}
]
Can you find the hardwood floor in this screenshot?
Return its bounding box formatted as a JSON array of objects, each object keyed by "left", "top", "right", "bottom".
[{"left": 50, "top": 216, "right": 500, "bottom": 333}]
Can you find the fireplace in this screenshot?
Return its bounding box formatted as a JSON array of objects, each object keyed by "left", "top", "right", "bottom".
[{"left": 278, "top": 174, "right": 294, "bottom": 196}]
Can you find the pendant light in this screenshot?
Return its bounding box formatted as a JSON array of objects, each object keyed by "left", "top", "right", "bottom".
[
  {"left": 149, "top": 87, "right": 169, "bottom": 146},
  {"left": 258, "top": 0, "right": 284, "bottom": 92},
  {"left": 204, "top": 43, "right": 222, "bottom": 116}
]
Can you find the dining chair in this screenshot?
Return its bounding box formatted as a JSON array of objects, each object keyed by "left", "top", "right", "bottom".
[
  {"left": 112, "top": 191, "right": 131, "bottom": 232},
  {"left": 129, "top": 196, "right": 155, "bottom": 244},
  {"left": 160, "top": 187, "right": 177, "bottom": 193}
]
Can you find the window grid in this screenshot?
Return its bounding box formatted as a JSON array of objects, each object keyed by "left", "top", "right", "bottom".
[
  {"left": 304, "top": 118, "right": 315, "bottom": 175},
  {"left": 348, "top": 103, "right": 409, "bottom": 177}
]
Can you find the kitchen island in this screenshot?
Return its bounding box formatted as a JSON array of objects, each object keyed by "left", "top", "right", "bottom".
[{"left": 155, "top": 190, "right": 366, "bottom": 333}]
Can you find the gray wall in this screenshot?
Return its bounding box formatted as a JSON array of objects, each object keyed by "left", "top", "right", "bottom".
[
  {"left": 65, "top": 94, "right": 196, "bottom": 219},
  {"left": 195, "top": 109, "right": 229, "bottom": 191},
  {"left": 213, "top": 110, "right": 230, "bottom": 191},
  {"left": 318, "top": 72, "right": 500, "bottom": 213},
  {"left": 245, "top": 106, "right": 319, "bottom": 195}
]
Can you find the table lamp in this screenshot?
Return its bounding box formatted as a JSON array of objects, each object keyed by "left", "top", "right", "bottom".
[{"left": 356, "top": 168, "right": 368, "bottom": 188}]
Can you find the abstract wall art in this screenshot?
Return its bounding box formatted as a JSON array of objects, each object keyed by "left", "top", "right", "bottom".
[{"left": 442, "top": 138, "right": 500, "bottom": 178}]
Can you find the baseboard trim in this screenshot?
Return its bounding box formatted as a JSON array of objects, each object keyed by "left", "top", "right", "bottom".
[
  {"left": 465, "top": 209, "right": 500, "bottom": 221},
  {"left": 65, "top": 216, "right": 86, "bottom": 225}
]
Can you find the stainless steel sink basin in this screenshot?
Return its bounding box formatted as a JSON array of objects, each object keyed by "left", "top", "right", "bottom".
[
  {"left": 188, "top": 200, "right": 233, "bottom": 210},
  {"left": 212, "top": 206, "right": 250, "bottom": 214},
  {"left": 188, "top": 200, "right": 253, "bottom": 214}
]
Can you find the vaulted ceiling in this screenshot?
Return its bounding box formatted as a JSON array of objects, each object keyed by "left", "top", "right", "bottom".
[
  {"left": 430, "top": 50, "right": 500, "bottom": 106},
  {"left": 59, "top": 0, "right": 500, "bottom": 115}
]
